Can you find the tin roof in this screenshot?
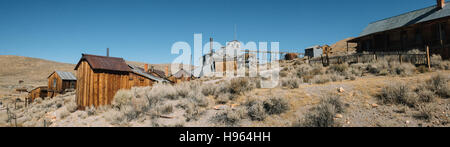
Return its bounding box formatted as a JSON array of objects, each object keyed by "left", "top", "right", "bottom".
[
  {"left": 351, "top": 2, "right": 450, "bottom": 41},
  {"left": 49, "top": 71, "right": 77, "bottom": 81},
  {"left": 128, "top": 64, "right": 169, "bottom": 83},
  {"left": 74, "top": 54, "right": 131, "bottom": 72}
]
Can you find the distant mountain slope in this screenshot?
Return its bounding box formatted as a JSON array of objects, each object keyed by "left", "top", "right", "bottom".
[
  {"left": 0, "top": 55, "right": 191, "bottom": 87},
  {"left": 0, "top": 55, "right": 76, "bottom": 86},
  {"left": 330, "top": 37, "right": 357, "bottom": 56}
]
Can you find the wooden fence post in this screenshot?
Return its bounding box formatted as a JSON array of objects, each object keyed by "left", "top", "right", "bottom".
[{"left": 426, "top": 45, "right": 431, "bottom": 70}]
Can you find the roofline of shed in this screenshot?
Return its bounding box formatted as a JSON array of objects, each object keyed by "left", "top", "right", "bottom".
[{"left": 347, "top": 15, "right": 450, "bottom": 43}]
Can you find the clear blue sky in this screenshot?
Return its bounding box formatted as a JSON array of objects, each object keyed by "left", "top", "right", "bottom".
[{"left": 0, "top": 0, "right": 438, "bottom": 64}]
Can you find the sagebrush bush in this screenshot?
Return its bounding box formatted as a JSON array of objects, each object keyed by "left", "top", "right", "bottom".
[
  {"left": 321, "top": 94, "right": 345, "bottom": 113},
  {"left": 427, "top": 74, "right": 450, "bottom": 98},
  {"left": 230, "top": 78, "right": 254, "bottom": 94},
  {"left": 263, "top": 97, "right": 289, "bottom": 115},
  {"left": 281, "top": 77, "right": 300, "bottom": 89},
  {"left": 328, "top": 63, "right": 348, "bottom": 74},
  {"left": 415, "top": 104, "right": 437, "bottom": 121},
  {"left": 112, "top": 90, "right": 133, "bottom": 108},
  {"left": 296, "top": 103, "right": 337, "bottom": 127},
  {"left": 416, "top": 87, "right": 437, "bottom": 103},
  {"left": 58, "top": 109, "right": 70, "bottom": 119},
  {"left": 378, "top": 82, "right": 419, "bottom": 107},
  {"left": 158, "top": 104, "right": 173, "bottom": 115},
  {"left": 179, "top": 100, "right": 205, "bottom": 122},
  {"left": 244, "top": 99, "right": 267, "bottom": 121},
  {"left": 211, "top": 108, "right": 243, "bottom": 127},
  {"left": 311, "top": 74, "right": 331, "bottom": 84}
]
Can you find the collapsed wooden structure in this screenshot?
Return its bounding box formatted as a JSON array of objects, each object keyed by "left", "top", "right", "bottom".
[{"left": 27, "top": 86, "right": 48, "bottom": 102}]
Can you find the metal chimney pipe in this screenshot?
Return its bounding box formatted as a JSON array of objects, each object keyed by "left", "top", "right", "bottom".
[
  {"left": 210, "top": 38, "right": 213, "bottom": 54},
  {"left": 107, "top": 48, "right": 109, "bottom": 57}
]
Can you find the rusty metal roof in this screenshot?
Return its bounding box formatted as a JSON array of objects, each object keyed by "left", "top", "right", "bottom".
[
  {"left": 74, "top": 54, "right": 131, "bottom": 72},
  {"left": 128, "top": 64, "right": 169, "bottom": 83},
  {"left": 150, "top": 69, "right": 166, "bottom": 78}
]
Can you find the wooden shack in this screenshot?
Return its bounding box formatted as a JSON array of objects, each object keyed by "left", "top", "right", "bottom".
[
  {"left": 28, "top": 86, "right": 48, "bottom": 102},
  {"left": 168, "top": 69, "right": 193, "bottom": 83},
  {"left": 47, "top": 71, "right": 77, "bottom": 98},
  {"left": 74, "top": 54, "right": 168, "bottom": 109},
  {"left": 348, "top": 0, "right": 450, "bottom": 59}
]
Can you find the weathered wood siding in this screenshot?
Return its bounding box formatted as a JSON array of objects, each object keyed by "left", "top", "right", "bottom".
[
  {"left": 76, "top": 61, "right": 154, "bottom": 109},
  {"left": 28, "top": 87, "right": 48, "bottom": 102},
  {"left": 48, "top": 72, "right": 77, "bottom": 97}
]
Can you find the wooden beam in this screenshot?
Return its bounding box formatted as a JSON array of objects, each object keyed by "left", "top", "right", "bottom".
[{"left": 426, "top": 45, "right": 431, "bottom": 70}]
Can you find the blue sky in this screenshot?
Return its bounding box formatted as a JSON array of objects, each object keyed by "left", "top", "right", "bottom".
[{"left": 0, "top": 0, "right": 438, "bottom": 64}]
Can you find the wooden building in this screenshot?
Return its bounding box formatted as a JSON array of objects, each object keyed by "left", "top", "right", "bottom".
[
  {"left": 28, "top": 86, "right": 48, "bottom": 102},
  {"left": 168, "top": 69, "right": 193, "bottom": 83},
  {"left": 47, "top": 71, "right": 77, "bottom": 98},
  {"left": 74, "top": 54, "right": 168, "bottom": 108},
  {"left": 348, "top": 0, "right": 450, "bottom": 59}
]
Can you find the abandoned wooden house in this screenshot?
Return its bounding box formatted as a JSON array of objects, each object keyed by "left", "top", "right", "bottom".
[
  {"left": 168, "top": 68, "right": 193, "bottom": 83},
  {"left": 128, "top": 64, "right": 169, "bottom": 86},
  {"left": 47, "top": 71, "right": 77, "bottom": 98},
  {"left": 28, "top": 86, "right": 48, "bottom": 102},
  {"left": 74, "top": 54, "right": 167, "bottom": 108},
  {"left": 144, "top": 64, "right": 170, "bottom": 81},
  {"left": 348, "top": 0, "right": 450, "bottom": 59}
]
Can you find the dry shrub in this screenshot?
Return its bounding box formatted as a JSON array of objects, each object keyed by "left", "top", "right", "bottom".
[
  {"left": 244, "top": 99, "right": 267, "bottom": 121},
  {"left": 112, "top": 90, "right": 133, "bottom": 108},
  {"left": 263, "top": 97, "right": 289, "bottom": 115},
  {"left": 415, "top": 87, "right": 437, "bottom": 103},
  {"left": 230, "top": 78, "right": 254, "bottom": 95},
  {"left": 294, "top": 93, "right": 345, "bottom": 127},
  {"left": 210, "top": 108, "right": 244, "bottom": 127},
  {"left": 417, "top": 65, "right": 429, "bottom": 73},
  {"left": 390, "top": 62, "right": 415, "bottom": 76},
  {"left": 312, "top": 75, "right": 331, "bottom": 84},
  {"left": 328, "top": 63, "right": 348, "bottom": 74},
  {"left": 281, "top": 77, "right": 300, "bottom": 89},
  {"left": 321, "top": 94, "right": 345, "bottom": 113},
  {"left": 215, "top": 93, "right": 232, "bottom": 104},
  {"left": 378, "top": 82, "right": 419, "bottom": 107},
  {"left": 157, "top": 104, "right": 173, "bottom": 115},
  {"left": 58, "top": 109, "right": 70, "bottom": 119},
  {"left": 426, "top": 74, "right": 450, "bottom": 98},
  {"left": 414, "top": 103, "right": 438, "bottom": 121},
  {"left": 179, "top": 100, "right": 205, "bottom": 122},
  {"left": 295, "top": 103, "right": 338, "bottom": 127}
]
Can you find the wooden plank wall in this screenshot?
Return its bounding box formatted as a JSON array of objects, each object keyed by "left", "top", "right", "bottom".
[{"left": 76, "top": 61, "right": 155, "bottom": 109}]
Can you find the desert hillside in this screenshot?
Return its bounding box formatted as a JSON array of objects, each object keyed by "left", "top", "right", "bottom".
[
  {"left": 330, "top": 37, "right": 357, "bottom": 56},
  {"left": 0, "top": 55, "right": 76, "bottom": 87}
]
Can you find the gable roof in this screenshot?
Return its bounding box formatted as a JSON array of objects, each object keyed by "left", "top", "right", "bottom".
[
  {"left": 171, "top": 69, "right": 192, "bottom": 78},
  {"left": 48, "top": 71, "right": 76, "bottom": 81},
  {"left": 356, "top": 2, "right": 450, "bottom": 39},
  {"left": 128, "top": 64, "right": 169, "bottom": 83},
  {"left": 74, "top": 54, "right": 131, "bottom": 72}
]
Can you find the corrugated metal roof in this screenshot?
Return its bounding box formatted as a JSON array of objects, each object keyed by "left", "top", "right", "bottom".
[
  {"left": 128, "top": 64, "right": 169, "bottom": 83},
  {"left": 54, "top": 71, "right": 76, "bottom": 81},
  {"left": 74, "top": 54, "right": 131, "bottom": 72},
  {"left": 359, "top": 2, "right": 450, "bottom": 37}
]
